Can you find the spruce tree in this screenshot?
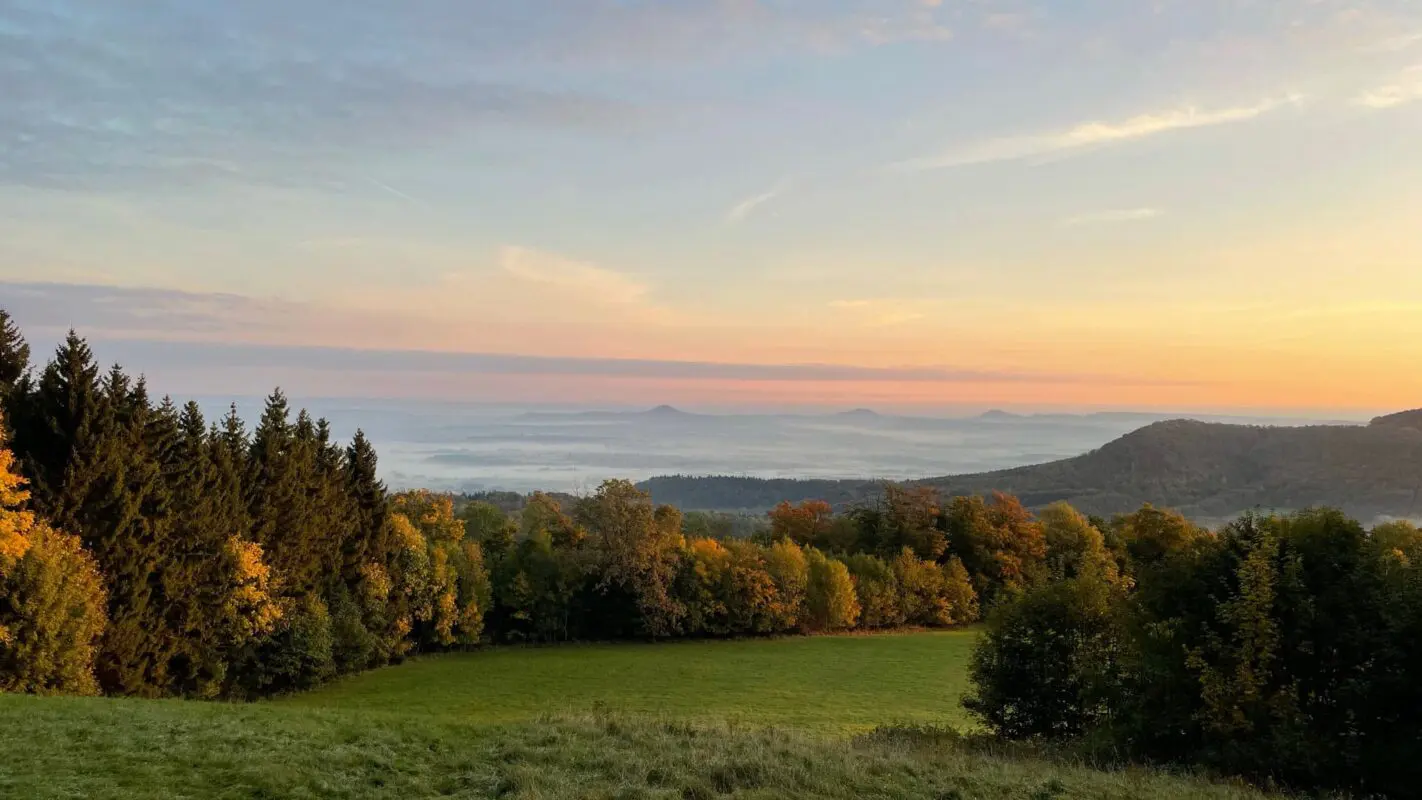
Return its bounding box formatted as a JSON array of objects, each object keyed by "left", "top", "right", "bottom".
[
  {"left": 87, "top": 369, "right": 176, "bottom": 696},
  {"left": 314, "top": 418, "right": 355, "bottom": 590},
  {"left": 344, "top": 429, "right": 389, "bottom": 579},
  {"left": 213, "top": 405, "right": 253, "bottom": 543},
  {"left": 0, "top": 309, "right": 29, "bottom": 393},
  {"left": 248, "top": 390, "right": 297, "bottom": 585},
  {"left": 17, "top": 332, "right": 105, "bottom": 526},
  {"left": 159, "top": 401, "right": 233, "bottom": 695}
]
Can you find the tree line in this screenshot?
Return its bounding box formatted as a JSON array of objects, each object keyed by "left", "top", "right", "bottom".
[{"left": 964, "top": 503, "right": 1422, "bottom": 797}]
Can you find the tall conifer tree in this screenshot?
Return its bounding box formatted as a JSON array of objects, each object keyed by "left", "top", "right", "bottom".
[
  {"left": 87, "top": 370, "right": 176, "bottom": 695},
  {"left": 18, "top": 333, "right": 105, "bottom": 526}
]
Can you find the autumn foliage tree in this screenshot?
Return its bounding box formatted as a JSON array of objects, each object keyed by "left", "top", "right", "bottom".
[
  {"left": 768, "top": 500, "right": 834, "bottom": 547},
  {"left": 0, "top": 417, "right": 107, "bottom": 696},
  {"left": 804, "top": 549, "right": 860, "bottom": 632}
]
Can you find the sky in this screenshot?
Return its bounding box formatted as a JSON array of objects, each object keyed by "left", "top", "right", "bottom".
[{"left": 2, "top": 0, "right": 1421, "bottom": 413}]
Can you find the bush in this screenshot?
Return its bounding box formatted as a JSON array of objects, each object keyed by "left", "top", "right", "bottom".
[
  {"left": 963, "top": 578, "right": 1121, "bottom": 740},
  {"left": 228, "top": 595, "right": 335, "bottom": 698}
]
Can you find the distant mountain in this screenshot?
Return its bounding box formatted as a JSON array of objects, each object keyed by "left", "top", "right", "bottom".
[
  {"left": 638, "top": 412, "right": 1422, "bottom": 523},
  {"left": 644, "top": 404, "right": 691, "bottom": 418},
  {"left": 978, "top": 409, "right": 1019, "bottom": 421}
]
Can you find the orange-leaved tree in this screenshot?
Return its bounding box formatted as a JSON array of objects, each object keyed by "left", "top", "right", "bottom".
[{"left": 0, "top": 417, "right": 108, "bottom": 695}]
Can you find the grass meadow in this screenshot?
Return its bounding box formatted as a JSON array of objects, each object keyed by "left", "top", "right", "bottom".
[
  {"left": 0, "top": 630, "right": 1293, "bottom": 799},
  {"left": 276, "top": 630, "right": 978, "bottom": 732}
]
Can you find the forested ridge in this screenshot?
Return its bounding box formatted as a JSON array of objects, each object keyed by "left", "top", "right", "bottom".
[{"left": 641, "top": 414, "right": 1422, "bottom": 521}]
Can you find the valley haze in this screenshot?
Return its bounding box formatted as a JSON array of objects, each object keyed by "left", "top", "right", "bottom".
[{"left": 188, "top": 397, "right": 1361, "bottom": 496}]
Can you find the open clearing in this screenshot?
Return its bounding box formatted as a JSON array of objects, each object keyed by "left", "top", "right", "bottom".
[{"left": 278, "top": 630, "right": 978, "bottom": 732}]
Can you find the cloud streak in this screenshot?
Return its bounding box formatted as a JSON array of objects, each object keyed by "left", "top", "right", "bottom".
[
  {"left": 892, "top": 96, "right": 1301, "bottom": 171},
  {"left": 499, "top": 246, "right": 648, "bottom": 305},
  {"left": 725, "top": 181, "right": 788, "bottom": 224},
  {"left": 1355, "top": 66, "right": 1422, "bottom": 109},
  {"left": 1062, "top": 208, "right": 1163, "bottom": 227}
]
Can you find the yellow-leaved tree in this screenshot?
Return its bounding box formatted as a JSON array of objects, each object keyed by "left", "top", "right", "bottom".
[
  {"left": 388, "top": 491, "right": 491, "bottom": 649},
  {"left": 0, "top": 419, "right": 108, "bottom": 695}
]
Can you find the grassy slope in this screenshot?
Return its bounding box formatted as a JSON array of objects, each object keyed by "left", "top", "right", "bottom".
[
  {"left": 277, "top": 631, "right": 978, "bottom": 733},
  {"left": 0, "top": 694, "right": 1282, "bottom": 800}
]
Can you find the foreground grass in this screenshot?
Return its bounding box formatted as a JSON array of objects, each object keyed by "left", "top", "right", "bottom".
[
  {"left": 279, "top": 630, "right": 979, "bottom": 733},
  {"left": 0, "top": 693, "right": 1284, "bottom": 800}
]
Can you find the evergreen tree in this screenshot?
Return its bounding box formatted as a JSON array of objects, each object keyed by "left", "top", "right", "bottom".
[
  {"left": 312, "top": 418, "right": 354, "bottom": 593},
  {"left": 343, "top": 429, "right": 389, "bottom": 581},
  {"left": 213, "top": 405, "right": 253, "bottom": 547},
  {"left": 0, "top": 309, "right": 31, "bottom": 420},
  {"left": 16, "top": 332, "right": 105, "bottom": 526},
  {"left": 86, "top": 369, "right": 176, "bottom": 696},
  {"left": 159, "top": 402, "right": 231, "bottom": 695},
  {"left": 248, "top": 390, "right": 302, "bottom": 590},
  {"left": 0, "top": 310, "right": 27, "bottom": 385}
]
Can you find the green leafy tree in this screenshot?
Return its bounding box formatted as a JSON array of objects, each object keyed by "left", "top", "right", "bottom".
[
  {"left": 1040, "top": 502, "right": 1121, "bottom": 585},
  {"left": 843, "top": 553, "right": 903, "bottom": 629},
  {"left": 964, "top": 577, "right": 1122, "bottom": 739}
]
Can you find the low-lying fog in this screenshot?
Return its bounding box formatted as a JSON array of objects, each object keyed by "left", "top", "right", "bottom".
[{"left": 193, "top": 400, "right": 1360, "bottom": 494}]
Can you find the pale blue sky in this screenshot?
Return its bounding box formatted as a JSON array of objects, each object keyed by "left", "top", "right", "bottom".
[{"left": 3, "top": 0, "right": 1421, "bottom": 409}]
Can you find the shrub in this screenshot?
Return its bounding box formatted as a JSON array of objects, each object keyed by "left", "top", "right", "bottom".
[
  {"left": 963, "top": 578, "right": 1121, "bottom": 740},
  {"left": 228, "top": 595, "right": 335, "bottom": 697}
]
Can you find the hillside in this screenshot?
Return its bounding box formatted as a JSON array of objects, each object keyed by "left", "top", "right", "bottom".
[{"left": 640, "top": 412, "right": 1422, "bottom": 521}]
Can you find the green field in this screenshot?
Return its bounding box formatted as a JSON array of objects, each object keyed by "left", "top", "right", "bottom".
[
  {"left": 0, "top": 630, "right": 1291, "bottom": 799},
  {"left": 278, "top": 630, "right": 978, "bottom": 732}
]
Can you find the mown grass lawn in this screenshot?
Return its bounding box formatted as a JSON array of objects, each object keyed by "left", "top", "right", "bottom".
[{"left": 277, "top": 629, "right": 980, "bottom": 733}]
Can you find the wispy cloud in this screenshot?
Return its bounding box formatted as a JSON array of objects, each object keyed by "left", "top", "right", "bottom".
[
  {"left": 500, "top": 246, "right": 648, "bottom": 305},
  {"left": 725, "top": 181, "right": 788, "bottom": 224},
  {"left": 1355, "top": 65, "right": 1422, "bottom": 109},
  {"left": 1362, "top": 31, "right": 1422, "bottom": 54},
  {"left": 1061, "top": 208, "right": 1163, "bottom": 227},
  {"left": 891, "top": 95, "right": 1302, "bottom": 171},
  {"left": 365, "top": 176, "right": 424, "bottom": 206}
]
